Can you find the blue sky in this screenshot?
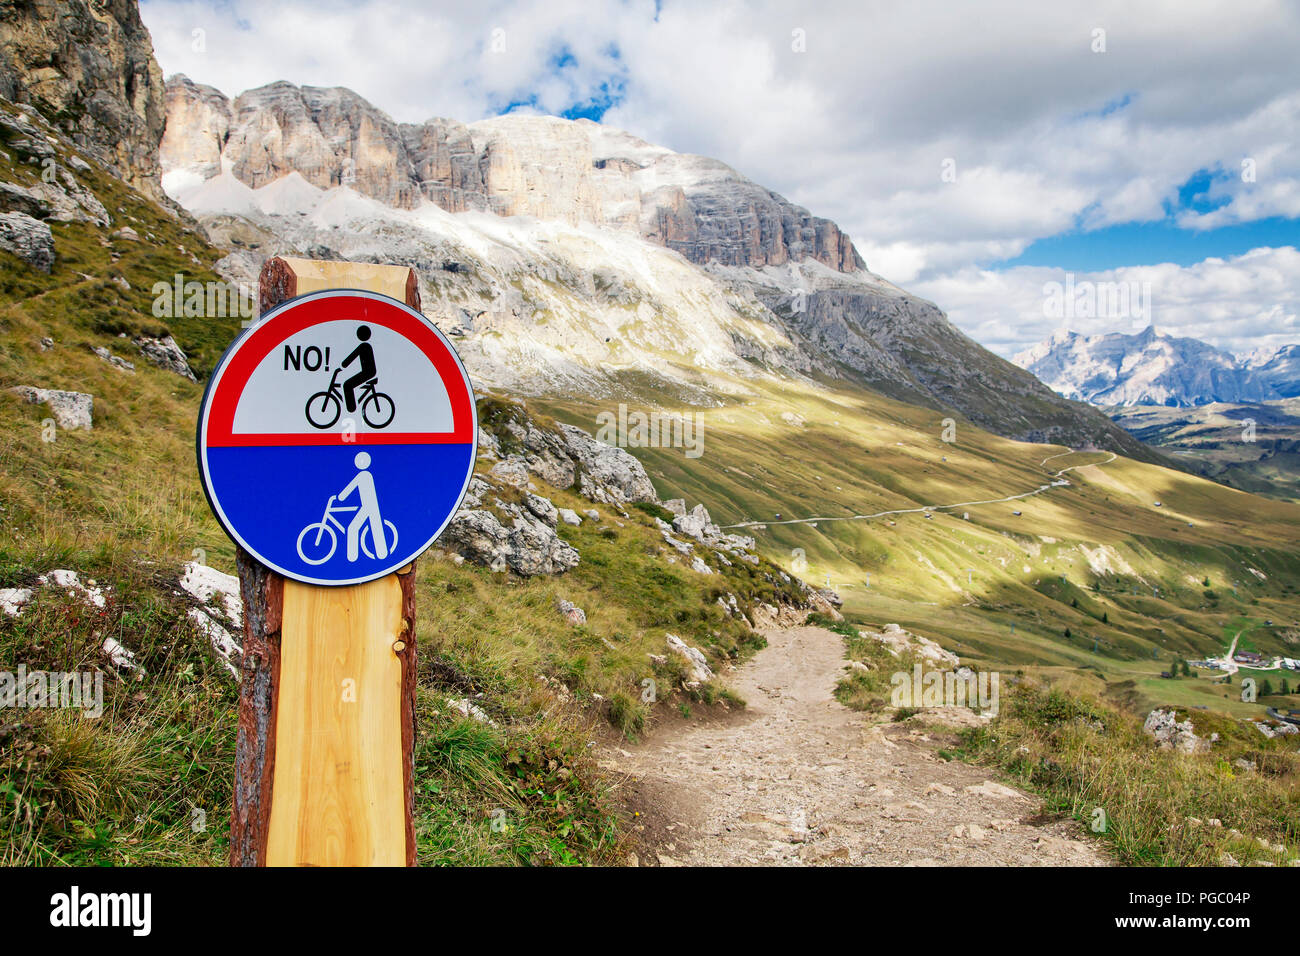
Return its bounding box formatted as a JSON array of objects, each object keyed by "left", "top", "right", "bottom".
[
  {"left": 141, "top": 0, "right": 1300, "bottom": 356},
  {"left": 1002, "top": 217, "right": 1298, "bottom": 272}
]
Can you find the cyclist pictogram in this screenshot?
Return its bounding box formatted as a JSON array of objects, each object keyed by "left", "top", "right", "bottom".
[
  {"left": 305, "top": 326, "right": 396, "bottom": 428},
  {"left": 296, "top": 452, "right": 398, "bottom": 565}
]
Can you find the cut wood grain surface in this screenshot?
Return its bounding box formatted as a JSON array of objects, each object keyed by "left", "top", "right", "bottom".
[{"left": 265, "top": 576, "right": 408, "bottom": 866}]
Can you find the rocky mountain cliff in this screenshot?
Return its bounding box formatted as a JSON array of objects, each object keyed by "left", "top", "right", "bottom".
[
  {"left": 161, "top": 77, "right": 862, "bottom": 273},
  {"left": 1016, "top": 327, "right": 1287, "bottom": 407},
  {"left": 159, "top": 76, "right": 1156, "bottom": 460},
  {"left": 0, "top": 0, "right": 166, "bottom": 201}
]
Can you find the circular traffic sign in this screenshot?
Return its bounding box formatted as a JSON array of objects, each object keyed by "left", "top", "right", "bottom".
[{"left": 197, "top": 289, "right": 478, "bottom": 585}]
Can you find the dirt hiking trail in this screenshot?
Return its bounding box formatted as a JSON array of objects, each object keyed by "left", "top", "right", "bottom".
[{"left": 606, "top": 625, "right": 1110, "bottom": 866}]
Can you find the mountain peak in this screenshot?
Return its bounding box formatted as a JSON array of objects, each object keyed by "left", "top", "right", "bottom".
[{"left": 1016, "top": 327, "right": 1287, "bottom": 407}]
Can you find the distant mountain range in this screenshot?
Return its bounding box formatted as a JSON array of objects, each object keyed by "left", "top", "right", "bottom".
[
  {"left": 1015, "top": 327, "right": 1299, "bottom": 407},
  {"left": 1244, "top": 344, "right": 1300, "bottom": 399}
]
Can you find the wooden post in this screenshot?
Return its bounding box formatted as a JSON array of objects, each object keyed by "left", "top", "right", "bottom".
[{"left": 231, "top": 257, "right": 422, "bottom": 866}]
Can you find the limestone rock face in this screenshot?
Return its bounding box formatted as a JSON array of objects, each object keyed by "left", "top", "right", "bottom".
[
  {"left": 160, "top": 74, "right": 231, "bottom": 182},
  {"left": 161, "top": 78, "right": 862, "bottom": 273},
  {"left": 0, "top": 0, "right": 166, "bottom": 200}
]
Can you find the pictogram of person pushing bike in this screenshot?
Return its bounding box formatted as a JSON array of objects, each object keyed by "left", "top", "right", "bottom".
[
  {"left": 296, "top": 451, "right": 398, "bottom": 565},
  {"left": 305, "top": 325, "right": 396, "bottom": 429}
]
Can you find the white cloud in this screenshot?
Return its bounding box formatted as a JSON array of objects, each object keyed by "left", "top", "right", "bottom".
[
  {"left": 139, "top": 0, "right": 1300, "bottom": 349},
  {"left": 913, "top": 246, "right": 1300, "bottom": 359}
]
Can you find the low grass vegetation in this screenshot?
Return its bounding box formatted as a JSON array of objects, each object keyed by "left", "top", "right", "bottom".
[{"left": 958, "top": 679, "right": 1300, "bottom": 866}]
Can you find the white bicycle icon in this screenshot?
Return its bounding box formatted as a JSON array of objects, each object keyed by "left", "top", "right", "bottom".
[{"left": 296, "top": 494, "right": 398, "bottom": 565}]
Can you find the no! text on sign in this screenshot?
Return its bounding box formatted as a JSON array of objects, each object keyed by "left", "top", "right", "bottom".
[{"left": 197, "top": 288, "right": 477, "bottom": 585}]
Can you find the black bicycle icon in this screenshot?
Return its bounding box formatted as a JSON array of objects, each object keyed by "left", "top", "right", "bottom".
[{"left": 305, "top": 368, "right": 395, "bottom": 429}]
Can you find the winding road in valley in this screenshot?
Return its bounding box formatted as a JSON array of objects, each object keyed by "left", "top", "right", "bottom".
[{"left": 722, "top": 451, "right": 1117, "bottom": 531}]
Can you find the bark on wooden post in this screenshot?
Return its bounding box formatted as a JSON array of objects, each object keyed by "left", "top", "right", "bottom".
[{"left": 230, "top": 256, "right": 422, "bottom": 866}]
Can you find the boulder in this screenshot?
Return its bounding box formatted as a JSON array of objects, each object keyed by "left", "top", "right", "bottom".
[
  {"left": 441, "top": 508, "right": 579, "bottom": 576},
  {"left": 9, "top": 386, "right": 93, "bottom": 429},
  {"left": 555, "top": 598, "right": 586, "bottom": 626},
  {"left": 134, "top": 335, "right": 197, "bottom": 381},
  {"left": 558, "top": 423, "right": 657, "bottom": 504},
  {"left": 1143, "top": 709, "right": 1210, "bottom": 754},
  {"left": 673, "top": 504, "right": 712, "bottom": 541},
  {"left": 0, "top": 212, "right": 53, "bottom": 271},
  {"left": 557, "top": 508, "right": 582, "bottom": 526},
  {"left": 666, "top": 633, "right": 714, "bottom": 682}
]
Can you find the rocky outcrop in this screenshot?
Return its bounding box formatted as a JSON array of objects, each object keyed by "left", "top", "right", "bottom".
[
  {"left": 0, "top": 0, "right": 167, "bottom": 200},
  {"left": 0, "top": 211, "right": 52, "bottom": 270},
  {"left": 440, "top": 475, "right": 580, "bottom": 576},
  {"left": 670, "top": 502, "right": 756, "bottom": 555},
  {"left": 478, "top": 411, "right": 658, "bottom": 506},
  {"left": 0, "top": 146, "right": 110, "bottom": 225},
  {"left": 557, "top": 424, "right": 657, "bottom": 504},
  {"left": 9, "top": 385, "right": 92, "bottom": 428}
]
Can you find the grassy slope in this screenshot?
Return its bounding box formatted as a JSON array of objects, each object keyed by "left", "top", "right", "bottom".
[
  {"left": 1109, "top": 399, "right": 1300, "bottom": 502},
  {"left": 538, "top": 374, "right": 1300, "bottom": 720},
  {"left": 0, "top": 102, "right": 795, "bottom": 864}
]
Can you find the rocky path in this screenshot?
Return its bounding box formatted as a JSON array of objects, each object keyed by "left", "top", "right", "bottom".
[{"left": 606, "top": 626, "right": 1110, "bottom": 866}]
